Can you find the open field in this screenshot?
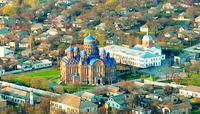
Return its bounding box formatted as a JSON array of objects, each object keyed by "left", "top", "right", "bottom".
[{"left": 13, "top": 69, "right": 60, "bottom": 81}]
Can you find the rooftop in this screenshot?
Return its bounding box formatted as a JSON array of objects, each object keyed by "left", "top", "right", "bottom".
[{"left": 180, "top": 85, "right": 200, "bottom": 93}]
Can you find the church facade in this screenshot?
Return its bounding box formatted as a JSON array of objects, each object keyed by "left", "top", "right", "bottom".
[{"left": 60, "top": 35, "right": 116, "bottom": 84}]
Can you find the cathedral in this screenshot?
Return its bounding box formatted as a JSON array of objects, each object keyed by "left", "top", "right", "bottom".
[{"left": 60, "top": 34, "right": 116, "bottom": 84}]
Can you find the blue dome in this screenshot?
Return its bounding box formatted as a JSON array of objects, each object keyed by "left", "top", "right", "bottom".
[
  {"left": 80, "top": 50, "right": 87, "bottom": 55},
  {"left": 67, "top": 47, "right": 74, "bottom": 52},
  {"left": 84, "top": 35, "right": 96, "bottom": 45},
  {"left": 101, "top": 49, "right": 106, "bottom": 53},
  {"left": 89, "top": 58, "right": 99, "bottom": 66},
  {"left": 74, "top": 47, "right": 79, "bottom": 51}
]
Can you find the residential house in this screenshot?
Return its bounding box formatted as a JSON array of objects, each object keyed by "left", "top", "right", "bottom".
[
  {"left": 0, "top": 68, "right": 5, "bottom": 76},
  {"left": 165, "top": 10, "right": 172, "bottom": 14},
  {"left": 0, "top": 16, "right": 16, "bottom": 25},
  {"left": 179, "top": 85, "right": 200, "bottom": 98},
  {"left": 120, "top": 8, "right": 129, "bottom": 15},
  {"left": 107, "top": 86, "right": 120, "bottom": 96},
  {"left": 81, "top": 92, "right": 99, "bottom": 103},
  {"left": 0, "top": 86, "right": 31, "bottom": 105},
  {"left": 132, "top": 12, "right": 142, "bottom": 19},
  {"left": 35, "top": 8, "right": 46, "bottom": 17},
  {"left": 47, "top": 28, "right": 59, "bottom": 35},
  {"left": 148, "top": 7, "right": 159, "bottom": 15},
  {"left": 194, "top": 16, "right": 200, "bottom": 28},
  {"left": 35, "top": 32, "right": 52, "bottom": 40},
  {"left": 0, "top": 0, "right": 9, "bottom": 7},
  {"left": 0, "top": 98, "right": 6, "bottom": 111},
  {"left": 31, "top": 23, "right": 44, "bottom": 33},
  {"left": 0, "top": 20, "right": 5, "bottom": 28},
  {"left": 72, "top": 19, "right": 83, "bottom": 28},
  {"left": 178, "top": 12, "right": 189, "bottom": 21},
  {"left": 106, "top": 94, "right": 127, "bottom": 110},
  {"left": 164, "top": 32, "right": 175, "bottom": 38},
  {"left": 115, "top": 23, "right": 123, "bottom": 30},
  {"left": 95, "top": 23, "right": 107, "bottom": 32},
  {"left": 174, "top": 52, "right": 196, "bottom": 64},
  {"left": 9, "top": 40, "right": 19, "bottom": 49},
  {"left": 52, "top": 15, "right": 66, "bottom": 25},
  {"left": 140, "top": 24, "right": 149, "bottom": 32},
  {"left": 0, "top": 47, "right": 14, "bottom": 57},
  {"left": 179, "top": 25, "right": 189, "bottom": 32},
  {"left": 0, "top": 27, "right": 10, "bottom": 39},
  {"left": 19, "top": 38, "right": 29, "bottom": 48},
  {"left": 163, "top": 3, "right": 174, "bottom": 10},
  {"left": 50, "top": 94, "right": 98, "bottom": 114},
  {"left": 19, "top": 30, "right": 30, "bottom": 38},
  {"left": 162, "top": 101, "right": 192, "bottom": 114},
  {"left": 167, "top": 38, "right": 181, "bottom": 45},
  {"left": 132, "top": 106, "right": 151, "bottom": 114},
  {"left": 60, "top": 35, "right": 73, "bottom": 43},
  {"left": 195, "top": 15, "right": 200, "bottom": 23},
  {"left": 32, "top": 59, "right": 52, "bottom": 69}
]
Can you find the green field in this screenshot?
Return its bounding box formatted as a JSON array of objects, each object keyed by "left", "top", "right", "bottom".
[
  {"left": 51, "top": 77, "right": 60, "bottom": 83},
  {"left": 14, "top": 69, "right": 60, "bottom": 81},
  {"left": 119, "top": 73, "right": 145, "bottom": 80},
  {"left": 192, "top": 108, "right": 200, "bottom": 114}
]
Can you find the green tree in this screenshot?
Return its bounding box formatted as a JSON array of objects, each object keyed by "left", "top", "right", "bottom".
[
  {"left": 2, "top": 5, "right": 17, "bottom": 16},
  {"left": 24, "top": 0, "right": 40, "bottom": 8},
  {"left": 84, "top": 30, "right": 105, "bottom": 46}
]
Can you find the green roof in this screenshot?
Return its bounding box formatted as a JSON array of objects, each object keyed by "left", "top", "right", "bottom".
[{"left": 145, "top": 76, "right": 154, "bottom": 81}]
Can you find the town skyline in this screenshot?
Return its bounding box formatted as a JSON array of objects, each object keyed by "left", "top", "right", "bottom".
[{"left": 0, "top": 0, "right": 200, "bottom": 114}]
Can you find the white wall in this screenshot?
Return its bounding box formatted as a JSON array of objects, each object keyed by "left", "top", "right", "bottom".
[{"left": 0, "top": 69, "right": 5, "bottom": 76}]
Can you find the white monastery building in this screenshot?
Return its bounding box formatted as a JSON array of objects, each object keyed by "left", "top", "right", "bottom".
[{"left": 101, "top": 34, "right": 165, "bottom": 68}]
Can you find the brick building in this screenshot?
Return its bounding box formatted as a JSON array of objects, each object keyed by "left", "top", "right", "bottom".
[{"left": 60, "top": 34, "right": 116, "bottom": 84}]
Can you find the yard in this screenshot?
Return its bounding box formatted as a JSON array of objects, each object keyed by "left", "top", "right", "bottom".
[
  {"left": 13, "top": 68, "right": 60, "bottom": 81},
  {"left": 119, "top": 72, "right": 145, "bottom": 81},
  {"left": 59, "top": 82, "right": 96, "bottom": 93}
]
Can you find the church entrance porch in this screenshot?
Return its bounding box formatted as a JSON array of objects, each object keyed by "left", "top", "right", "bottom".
[{"left": 95, "top": 76, "right": 103, "bottom": 85}]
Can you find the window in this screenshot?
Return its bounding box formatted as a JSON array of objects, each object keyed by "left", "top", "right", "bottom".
[
  {"left": 85, "top": 68, "right": 87, "bottom": 75},
  {"left": 69, "top": 67, "right": 73, "bottom": 74}
]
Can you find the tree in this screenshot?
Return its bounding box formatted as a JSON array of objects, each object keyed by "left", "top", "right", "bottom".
[
  {"left": 24, "top": 0, "right": 40, "bottom": 8},
  {"left": 92, "top": 86, "right": 107, "bottom": 95},
  {"left": 2, "top": 5, "right": 17, "bottom": 16},
  {"left": 141, "top": 74, "right": 147, "bottom": 83},
  {"left": 2, "top": 74, "right": 14, "bottom": 82},
  {"left": 55, "top": 86, "right": 64, "bottom": 94},
  {"left": 1, "top": 106, "right": 17, "bottom": 114},
  {"left": 116, "top": 80, "right": 135, "bottom": 92},
  {"left": 84, "top": 30, "right": 106, "bottom": 46},
  {"left": 190, "top": 61, "right": 200, "bottom": 74}
]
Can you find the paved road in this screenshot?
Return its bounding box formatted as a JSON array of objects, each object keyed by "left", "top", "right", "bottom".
[
  {"left": 138, "top": 58, "right": 170, "bottom": 80},
  {"left": 184, "top": 43, "right": 200, "bottom": 53}
]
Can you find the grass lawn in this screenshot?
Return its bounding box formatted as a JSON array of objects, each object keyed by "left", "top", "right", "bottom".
[
  {"left": 14, "top": 69, "right": 60, "bottom": 81},
  {"left": 192, "top": 108, "right": 200, "bottom": 114},
  {"left": 59, "top": 83, "right": 96, "bottom": 93},
  {"left": 119, "top": 73, "right": 144, "bottom": 80},
  {"left": 51, "top": 77, "right": 60, "bottom": 83}
]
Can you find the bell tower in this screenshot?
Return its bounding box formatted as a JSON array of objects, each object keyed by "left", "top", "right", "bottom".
[{"left": 142, "top": 32, "right": 153, "bottom": 48}]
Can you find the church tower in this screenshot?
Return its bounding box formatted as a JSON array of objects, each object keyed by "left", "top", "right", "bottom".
[
  {"left": 83, "top": 34, "right": 98, "bottom": 58},
  {"left": 100, "top": 49, "right": 106, "bottom": 59},
  {"left": 142, "top": 32, "right": 153, "bottom": 48},
  {"left": 67, "top": 46, "right": 74, "bottom": 59}
]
